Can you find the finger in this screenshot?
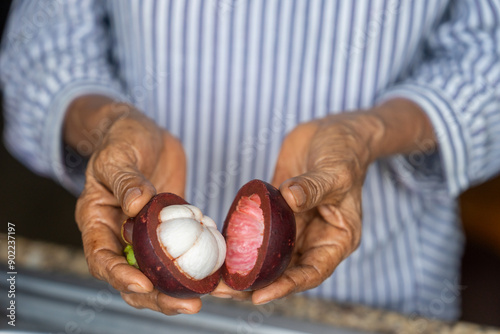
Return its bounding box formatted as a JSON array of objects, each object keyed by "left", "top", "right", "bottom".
[
  {"left": 211, "top": 281, "right": 253, "bottom": 301},
  {"left": 75, "top": 184, "right": 124, "bottom": 233},
  {"left": 252, "top": 246, "right": 342, "bottom": 305},
  {"left": 76, "top": 185, "right": 153, "bottom": 293},
  {"left": 77, "top": 196, "right": 153, "bottom": 293},
  {"left": 279, "top": 170, "right": 348, "bottom": 212},
  {"left": 317, "top": 195, "right": 362, "bottom": 253},
  {"left": 251, "top": 268, "right": 312, "bottom": 305},
  {"left": 121, "top": 291, "right": 202, "bottom": 315},
  {"left": 81, "top": 221, "right": 154, "bottom": 294},
  {"left": 251, "top": 264, "right": 324, "bottom": 305},
  {"left": 92, "top": 161, "right": 157, "bottom": 217}
]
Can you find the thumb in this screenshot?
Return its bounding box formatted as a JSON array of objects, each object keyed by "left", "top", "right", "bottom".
[
  {"left": 119, "top": 172, "right": 157, "bottom": 217},
  {"left": 95, "top": 164, "right": 157, "bottom": 217},
  {"left": 279, "top": 170, "right": 342, "bottom": 212}
]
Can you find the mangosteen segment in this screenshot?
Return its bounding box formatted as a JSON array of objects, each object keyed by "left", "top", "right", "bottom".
[{"left": 156, "top": 204, "right": 226, "bottom": 280}]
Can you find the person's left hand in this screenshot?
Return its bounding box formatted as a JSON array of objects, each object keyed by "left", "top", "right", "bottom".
[
  {"left": 249, "top": 111, "right": 382, "bottom": 305},
  {"left": 213, "top": 99, "right": 435, "bottom": 305},
  {"left": 212, "top": 111, "right": 379, "bottom": 303}
]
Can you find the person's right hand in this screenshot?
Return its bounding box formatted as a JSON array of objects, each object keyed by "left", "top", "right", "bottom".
[{"left": 71, "top": 100, "right": 198, "bottom": 315}]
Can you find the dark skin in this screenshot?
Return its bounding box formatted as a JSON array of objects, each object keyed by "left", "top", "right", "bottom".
[{"left": 65, "top": 95, "right": 436, "bottom": 314}]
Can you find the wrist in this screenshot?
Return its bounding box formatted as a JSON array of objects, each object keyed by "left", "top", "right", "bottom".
[
  {"left": 63, "top": 95, "right": 138, "bottom": 157},
  {"left": 366, "top": 98, "right": 437, "bottom": 160}
]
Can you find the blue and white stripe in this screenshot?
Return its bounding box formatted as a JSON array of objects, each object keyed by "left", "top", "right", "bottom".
[{"left": 2, "top": 0, "right": 500, "bottom": 320}]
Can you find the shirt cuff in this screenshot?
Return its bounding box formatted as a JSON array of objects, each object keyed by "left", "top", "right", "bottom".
[
  {"left": 42, "top": 81, "right": 129, "bottom": 196},
  {"left": 376, "top": 83, "right": 482, "bottom": 197}
]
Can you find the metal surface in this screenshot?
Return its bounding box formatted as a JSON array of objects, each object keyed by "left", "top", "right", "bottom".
[{"left": 0, "top": 267, "right": 371, "bottom": 334}]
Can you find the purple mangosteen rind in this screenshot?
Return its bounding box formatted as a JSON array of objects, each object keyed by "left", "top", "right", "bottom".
[
  {"left": 221, "top": 179, "right": 296, "bottom": 291},
  {"left": 122, "top": 179, "right": 296, "bottom": 297},
  {"left": 125, "top": 193, "right": 220, "bottom": 298}
]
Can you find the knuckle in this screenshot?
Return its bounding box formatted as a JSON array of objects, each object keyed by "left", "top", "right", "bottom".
[
  {"left": 336, "top": 225, "right": 352, "bottom": 241},
  {"left": 158, "top": 304, "right": 178, "bottom": 316},
  {"left": 87, "top": 263, "right": 100, "bottom": 280},
  {"left": 303, "top": 172, "right": 333, "bottom": 205},
  {"left": 157, "top": 294, "right": 182, "bottom": 315},
  {"left": 305, "top": 181, "right": 323, "bottom": 205},
  {"left": 333, "top": 225, "right": 359, "bottom": 258},
  {"left": 75, "top": 189, "right": 94, "bottom": 230},
  {"left": 85, "top": 253, "right": 102, "bottom": 280},
  {"left": 329, "top": 241, "right": 349, "bottom": 262},
  {"left": 95, "top": 249, "right": 125, "bottom": 278},
  {"left": 88, "top": 248, "right": 118, "bottom": 282},
  {"left": 106, "top": 255, "right": 126, "bottom": 275},
  {"left": 333, "top": 164, "right": 354, "bottom": 189},
  {"left": 91, "top": 147, "right": 111, "bottom": 176},
  {"left": 121, "top": 293, "right": 145, "bottom": 310},
  {"left": 281, "top": 272, "right": 300, "bottom": 294},
  {"left": 92, "top": 144, "right": 139, "bottom": 187},
  {"left": 87, "top": 250, "right": 105, "bottom": 279},
  {"left": 111, "top": 170, "right": 139, "bottom": 200},
  {"left": 80, "top": 232, "right": 103, "bottom": 280}
]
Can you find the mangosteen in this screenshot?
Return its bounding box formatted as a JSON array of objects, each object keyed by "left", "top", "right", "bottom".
[{"left": 122, "top": 180, "right": 296, "bottom": 298}]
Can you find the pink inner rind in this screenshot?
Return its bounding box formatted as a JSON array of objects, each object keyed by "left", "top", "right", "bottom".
[{"left": 225, "top": 194, "right": 264, "bottom": 275}]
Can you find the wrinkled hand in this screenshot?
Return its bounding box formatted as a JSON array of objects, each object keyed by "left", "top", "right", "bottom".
[
  {"left": 74, "top": 105, "right": 198, "bottom": 315},
  {"left": 250, "top": 111, "right": 383, "bottom": 305}
]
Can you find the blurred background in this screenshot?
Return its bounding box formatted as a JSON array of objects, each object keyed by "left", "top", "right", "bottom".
[{"left": 1, "top": 0, "right": 499, "bottom": 327}]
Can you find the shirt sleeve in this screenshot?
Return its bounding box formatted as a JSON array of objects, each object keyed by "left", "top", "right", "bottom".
[
  {"left": 0, "top": 0, "right": 128, "bottom": 195},
  {"left": 377, "top": 0, "right": 500, "bottom": 197}
]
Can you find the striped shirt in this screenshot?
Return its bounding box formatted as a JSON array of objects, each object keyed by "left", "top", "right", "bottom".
[{"left": 2, "top": 0, "right": 500, "bottom": 321}]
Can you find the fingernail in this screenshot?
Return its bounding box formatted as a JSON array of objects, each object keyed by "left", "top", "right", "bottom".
[
  {"left": 289, "top": 185, "right": 306, "bottom": 207},
  {"left": 124, "top": 187, "right": 142, "bottom": 211},
  {"left": 176, "top": 308, "right": 194, "bottom": 314},
  {"left": 127, "top": 283, "right": 146, "bottom": 293},
  {"left": 211, "top": 293, "right": 233, "bottom": 299}
]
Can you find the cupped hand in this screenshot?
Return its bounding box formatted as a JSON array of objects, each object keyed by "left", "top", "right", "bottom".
[
  {"left": 74, "top": 104, "right": 199, "bottom": 315},
  {"left": 251, "top": 111, "right": 383, "bottom": 305}
]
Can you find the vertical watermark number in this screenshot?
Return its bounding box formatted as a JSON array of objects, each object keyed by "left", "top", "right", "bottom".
[{"left": 6, "top": 222, "right": 16, "bottom": 327}]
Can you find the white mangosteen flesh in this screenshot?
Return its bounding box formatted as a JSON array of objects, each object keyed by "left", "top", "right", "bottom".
[{"left": 157, "top": 205, "right": 226, "bottom": 280}]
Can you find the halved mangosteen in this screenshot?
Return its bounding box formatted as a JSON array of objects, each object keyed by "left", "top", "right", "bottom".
[
  {"left": 222, "top": 180, "right": 296, "bottom": 291},
  {"left": 122, "top": 193, "right": 223, "bottom": 298},
  {"left": 122, "top": 180, "right": 296, "bottom": 298}
]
